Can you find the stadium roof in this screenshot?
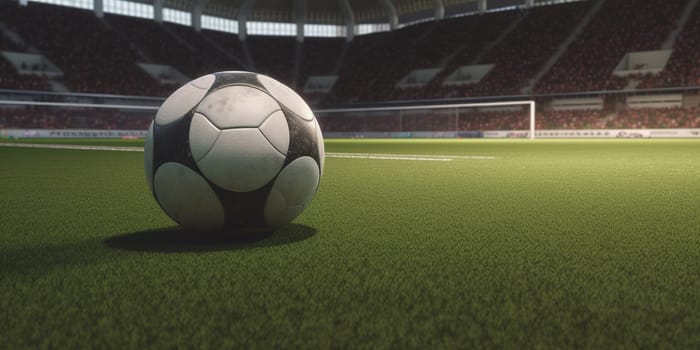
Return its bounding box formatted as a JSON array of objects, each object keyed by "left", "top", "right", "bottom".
[{"left": 136, "top": 0, "right": 502, "bottom": 25}]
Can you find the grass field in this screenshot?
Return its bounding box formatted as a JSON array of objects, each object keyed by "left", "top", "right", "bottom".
[{"left": 1, "top": 138, "right": 700, "bottom": 348}]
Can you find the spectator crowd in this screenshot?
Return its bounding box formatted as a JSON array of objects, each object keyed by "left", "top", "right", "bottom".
[
  {"left": 0, "top": 0, "right": 699, "bottom": 133},
  {"left": 535, "top": 0, "right": 686, "bottom": 93},
  {"left": 1, "top": 0, "right": 698, "bottom": 101},
  {"left": 0, "top": 107, "right": 152, "bottom": 130}
]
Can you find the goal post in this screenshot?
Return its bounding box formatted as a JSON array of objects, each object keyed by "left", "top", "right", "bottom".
[{"left": 316, "top": 100, "right": 537, "bottom": 139}]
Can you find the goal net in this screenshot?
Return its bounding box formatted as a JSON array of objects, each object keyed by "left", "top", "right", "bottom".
[
  {"left": 1, "top": 95, "right": 535, "bottom": 139},
  {"left": 316, "top": 100, "right": 536, "bottom": 139},
  {"left": 0, "top": 98, "right": 157, "bottom": 139}
]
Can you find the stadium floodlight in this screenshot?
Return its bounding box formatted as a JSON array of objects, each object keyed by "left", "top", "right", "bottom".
[{"left": 316, "top": 100, "right": 536, "bottom": 139}]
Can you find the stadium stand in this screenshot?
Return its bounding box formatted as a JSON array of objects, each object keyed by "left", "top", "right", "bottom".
[
  {"left": 0, "top": 0, "right": 699, "bottom": 134},
  {"left": 164, "top": 23, "right": 243, "bottom": 74},
  {"left": 317, "top": 114, "right": 368, "bottom": 132},
  {"left": 535, "top": 0, "right": 687, "bottom": 93},
  {"left": 322, "top": 31, "right": 397, "bottom": 104},
  {"left": 299, "top": 37, "right": 346, "bottom": 83},
  {"left": 637, "top": 3, "right": 700, "bottom": 89},
  {"left": 246, "top": 35, "right": 297, "bottom": 84},
  {"left": 449, "top": 1, "right": 591, "bottom": 97},
  {"left": 199, "top": 29, "right": 248, "bottom": 68},
  {"left": 106, "top": 15, "right": 218, "bottom": 79},
  {"left": 404, "top": 11, "right": 521, "bottom": 101},
  {"left": 0, "top": 1, "right": 166, "bottom": 95},
  {"left": 0, "top": 25, "right": 25, "bottom": 52},
  {"left": 0, "top": 8, "right": 49, "bottom": 90},
  {"left": 0, "top": 58, "right": 49, "bottom": 90},
  {"left": 1, "top": 1, "right": 698, "bottom": 99},
  {"left": 0, "top": 107, "right": 151, "bottom": 129},
  {"left": 327, "top": 11, "right": 519, "bottom": 103},
  {"left": 612, "top": 107, "right": 700, "bottom": 128}
]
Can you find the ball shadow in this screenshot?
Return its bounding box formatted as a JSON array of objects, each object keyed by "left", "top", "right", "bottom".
[{"left": 104, "top": 223, "right": 317, "bottom": 253}]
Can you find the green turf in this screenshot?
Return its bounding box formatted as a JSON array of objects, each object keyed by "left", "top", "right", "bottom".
[{"left": 1, "top": 139, "right": 700, "bottom": 348}]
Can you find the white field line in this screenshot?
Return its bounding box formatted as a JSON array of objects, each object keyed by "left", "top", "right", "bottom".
[
  {"left": 326, "top": 153, "right": 452, "bottom": 161},
  {"left": 326, "top": 152, "right": 496, "bottom": 161},
  {"left": 0, "top": 143, "right": 496, "bottom": 161}
]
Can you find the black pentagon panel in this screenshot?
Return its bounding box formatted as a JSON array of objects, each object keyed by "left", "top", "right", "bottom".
[
  {"left": 211, "top": 182, "right": 273, "bottom": 234},
  {"left": 152, "top": 113, "right": 198, "bottom": 172},
  {"left": 281, "top": 106, "right": 320, "bottom": 168}
]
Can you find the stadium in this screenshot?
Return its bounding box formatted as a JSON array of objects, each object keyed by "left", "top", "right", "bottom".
[{"left": 1, "top": 0, "right": 699, "bottom": 347}]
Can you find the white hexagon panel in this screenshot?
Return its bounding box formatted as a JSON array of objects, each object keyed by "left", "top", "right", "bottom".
[
  {"left": 264, "top": 156, "right": 320, "bottom": 227},
  {"left": 155, "top": 74, "right": 214, "bottom": 126},
  {"left": 195, "top": 128, "right": 286, "bottom": 192},
  {"left": 153, "top": 162, "right": 225, "bottom": 232}
]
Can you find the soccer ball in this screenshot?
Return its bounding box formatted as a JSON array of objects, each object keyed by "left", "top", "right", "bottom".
[{"left": 144, "top": 71, "right": 324, "bottom": 235}]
